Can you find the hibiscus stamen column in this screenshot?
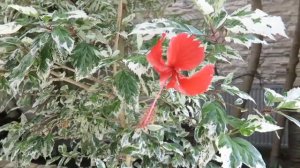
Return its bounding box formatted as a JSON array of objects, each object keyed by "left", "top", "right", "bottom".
[{"left": 138, "top": 84, "right": 165, "bottom": 128}]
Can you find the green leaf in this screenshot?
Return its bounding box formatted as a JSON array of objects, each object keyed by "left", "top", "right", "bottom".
[
  {"left": 213, "top": 9, "right": 228, "bottom": 28},
  {"left": 246, "top": 114, "right": 282, "bottom": 133},
  {"left": 201, "top": 102, "right": 227, "bottom": 135},
  {"left": 121, "top": 146, "right": 139, "bottom": 155},
  {"left": 131, "top": 19, "right": 203, "bottom": 46},
  {"left": 286, "top": 87, "right": 300, "bottom": 100},
  {"left": 122, "top": 13, "right": 135, "bottom": 25},
  {"left": 231, "top": 5, "right": 252, "bottom": 17},
  {"left": 125, "top": 55, "right": 149, "bottom": 78},
  {"left": 181, "top": 24, "right": 203, "bottom": 36},
  {"left": 42, "top": 134, "right": 54, "bottom": 158},
  {"left": 100, "top": 99, "right": 121, "bottom": 116},
  {"left": 223, "top": 73, "right": 233, "bottom": 84},
  {"left": 218, "top": 134, "right": 266, "bottom": 168},
  {"left": 225, "top": 34, "right": 264, "bottom": 48},
  {"left": 162, "top": 142, "right": 183, "bottom": 156},
  {"left": 46, "top": 156, "right": 61, "bottom": 165},
  {"left": 127, "top": 55, "right": 148, "bottom": 66},
  {"left": 39, "top": 40, "right": 53, "bottom": 71},
  {"left": 277, "top": 101, "right": 300, "bottom": 111},
  {"left": 0, "top": 76, "right": 9, "bottom": 90},
  {"left": 227, "top": 116, "right": 256, "bottom": 136},
  {"left": 9, "top": 52, "right": 35, "bottom": 93},
  {"left": 194, "top": 126, "right": 204, "bottom": 142},
  {"left": 37, "top": 39, "right": 54, "bottom": 80},
  {"left": 147, "top": 124, "right": 163, "bottom": 131},
  {"left": 51, "top": 26, "right": 74, "bottom": 54},
  {"left": 239, "top": 125, "right": 256, "bottom": 137},
  {"left": 96, "top": 159, "right": 106, "bottom": 168},
  {"left": 212, "top": 0, "right": 226, "bottom": 14},
  {"left": 58, "top": 144, "right": 68, "bottom": 154},
  {"left": 264, "top": 88, "right": 284, "bottom": 106},
  {"left": 226, "top": 5, "right": 287, "bottom": 48},
  {"left": 67, "top": 10, "right": 89, "bottom": 19},
  {"left": 131, "top": 19, "right": 175, "bottom": 39},
  {"left": 206, "top": 162, "right": 221, "bottom": 168},
  {"left": 276, "top": 111, "right": 300, "bottom": 127},
  {"left": 221, "top": 84, "right": 255, "bottom": 103},
  {"left": 228, "top": 115, "right": 282, "bottom": 136},
  {"left": 227, "top": 116, "right": 244, "bottom": 129},
  {"left": 264, "top": 88, "right": 300, "bottom": 110},
  {"left": 234, "top": 98, "right": 243, "bottom": 105},
  {"left": 114, "top": 71, "right": 139, "bottom": 103},
  {"left": 9, "top": 34, "right": 48, "bottom": 93},
  {"left": 277, "top": 88, "right": 300, "bottom": 111},
  {"left": 71, "top": 42, "right": 100, "bottom": 80}
]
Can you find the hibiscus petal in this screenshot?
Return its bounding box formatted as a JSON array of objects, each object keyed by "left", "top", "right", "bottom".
[
  {"left": 159, "top": 69, "right": 172, "bottom": 86},
  {"left": 147, "top": 34, "right": 168, "bottom": 73},
  {"left": 167, "top": 33, "right": 205, "bottom": 71},
  {"left": 166, "top": 74, "right": 177, "bottom": 89},
  {"left": 176, "top": 64, "right": 214, "bottom": 96}
]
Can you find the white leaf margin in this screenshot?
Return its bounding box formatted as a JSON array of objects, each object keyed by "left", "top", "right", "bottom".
[
  {"left": 226, "top": 6, "right": 288, "bottom": 40},
  {"left": 0, "top": 22, "right": 22, "bottom": 35},
  {"left": 277, "top": 110, "right": 300, "bottom": 127},
  {"left": 218, "top": 145, "right": 233, "bottom": 168},
  {"left": 286, "top": 87, "right": 300, "bottom": 101},
  {"left": 123, "top": 59, "right": 148, "bottom": 78},
  {"left": 67, "top": 10, "right": 90, "bottom": 19},
  {"left": 123, "top": 59, "right": 149, "bottom": 95},
  {"left": 130, "top": 18, "right": 177, "bottom": 40},
  {"left": 51, "top": 28, "right": 74, "bottom": 54},
  {"left": 8, "top": 5, "right": 38, "bottom": 17},
  {"left": 195, "top": 0, "right": 214, "bottom": 15}
]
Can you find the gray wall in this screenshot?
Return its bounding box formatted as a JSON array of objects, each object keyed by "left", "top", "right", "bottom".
[{"left": 166, "top": 0, "right": 300, "bottom": 86}]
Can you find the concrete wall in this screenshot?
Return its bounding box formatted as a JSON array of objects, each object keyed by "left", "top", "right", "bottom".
[{"left": 166, "top": 0, "right": 300, "bottom": 86}]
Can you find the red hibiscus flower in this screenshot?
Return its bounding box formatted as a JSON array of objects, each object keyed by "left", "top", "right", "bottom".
[
  {"left": 148, "top": 33, "right": 214, "bottom": 96},
  {"left": 138, "top": 33, "right": 214, "bottom": 128}
]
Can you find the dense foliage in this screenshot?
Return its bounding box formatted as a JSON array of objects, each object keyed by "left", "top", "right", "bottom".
[{"left": 0, "top": 0, "right": 299, "bottom": 167}]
